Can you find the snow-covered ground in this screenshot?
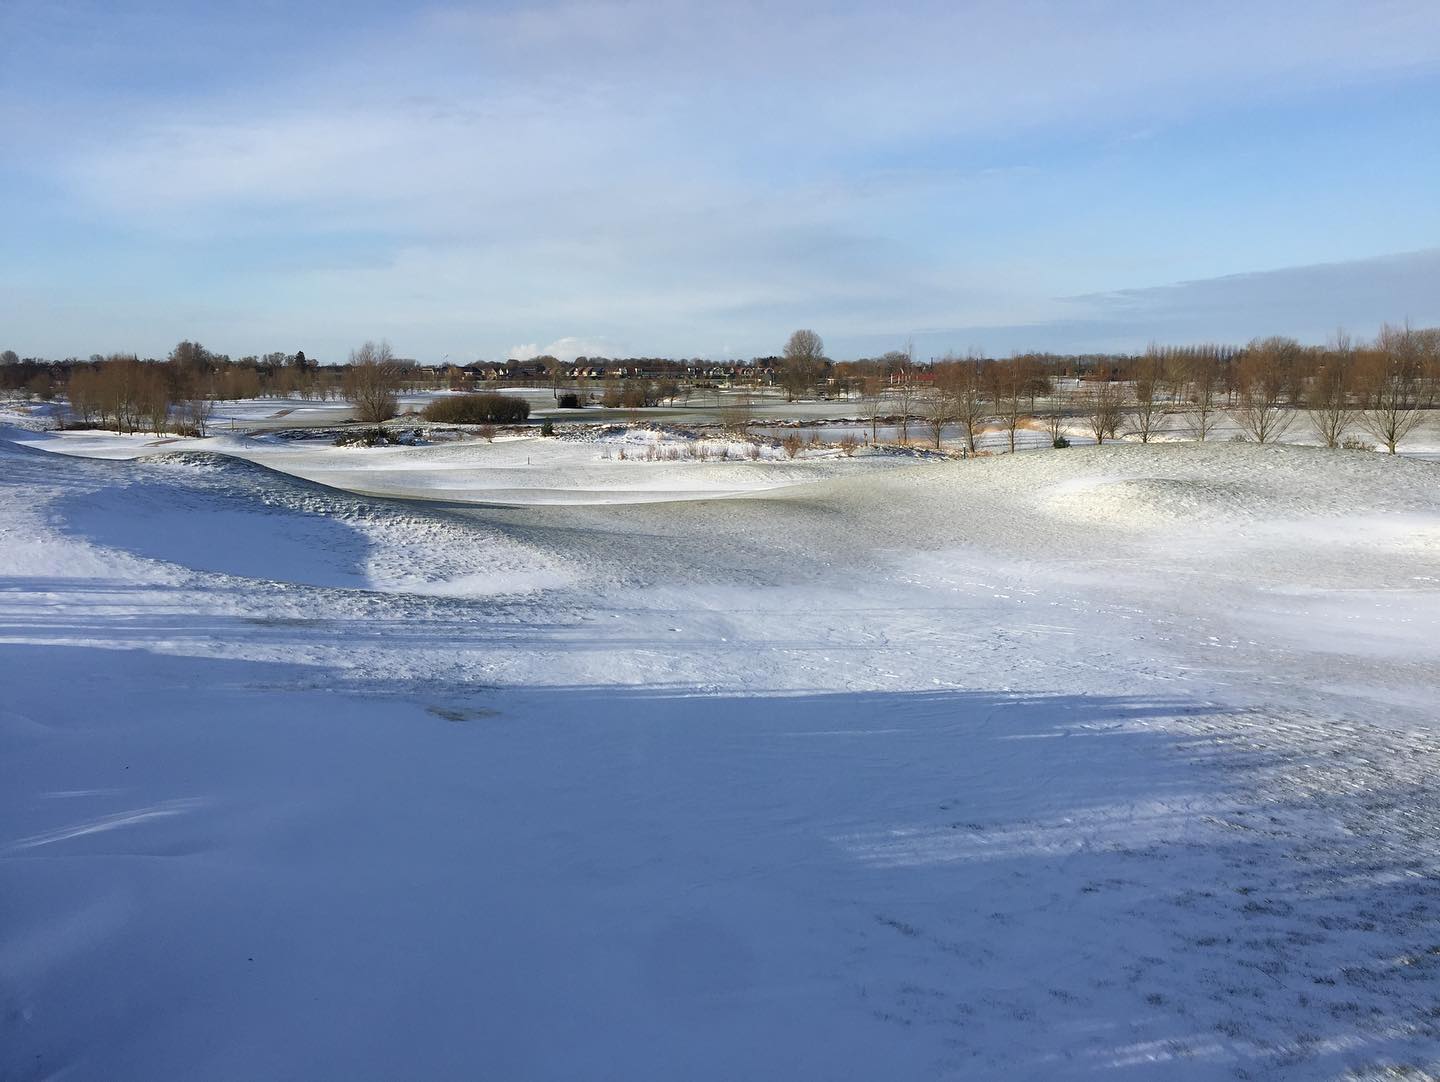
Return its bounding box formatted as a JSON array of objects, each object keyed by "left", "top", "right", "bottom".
[
  {"left": 9, "top": 388, "right": 1439, "bottom": 456},
  {"left": 3, "top": 432, "right": 1440, "bottom": 1080},
  {"left": 2, "top": 425, "right": 908, "bottom": 505}
]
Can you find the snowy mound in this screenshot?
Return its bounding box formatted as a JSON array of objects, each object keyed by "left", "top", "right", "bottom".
[
  {"left": 941, "top": 443, "right": 1440, "bottom": 528},
  {"left": 1045, "top": 475, "right": 1256, "bottom": 525},
  {"left": 3, "top": 425, "right": 906, "bottom": 506},
  {"left": 48, "top": 453, "right": 571, "bottom": 597}
]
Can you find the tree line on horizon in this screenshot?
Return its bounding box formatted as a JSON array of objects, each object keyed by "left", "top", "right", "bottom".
[
  {"left": 3, "top": 324, "right": 1438, "bottom": 452},
  {"left": 814, "top": 325, "right": 1439, "bottom": 455}
]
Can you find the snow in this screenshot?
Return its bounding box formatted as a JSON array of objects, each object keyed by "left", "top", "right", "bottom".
[
  {"left": 4, "top": 431, "right": 1440, "bottom": 1079},
  {"left": 3, "top": 425, "right": 908, "bottom": 505}
]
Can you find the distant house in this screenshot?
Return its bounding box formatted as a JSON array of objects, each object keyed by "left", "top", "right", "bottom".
[{"left": 463, "top": 362, "right": 506, "bottom": 382}]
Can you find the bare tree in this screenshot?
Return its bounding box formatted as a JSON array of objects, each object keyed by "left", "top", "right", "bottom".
[
  {"left": 1305, "top": 330, "right": 1354, "bottom": 448},
  {"left": 24, "top": 371, "right": 53, "bottom": 402},
  {"left": 1182, "top": 346, "right": 1222, "bottom": 441},
  {"left": 1231, "top": 336, "right": 1298, "bottom": 443},
  {"left": 921, "top": 381, "right": 951, "bottom": 448},
  {"left": 66, "top": 354, "right": 174, "bottom": 434},
  {"left": 782, "top": 330, "right": 825, "bottom": 402},
  {"left": 1013, "top": 353, "right": 1047, "bottom": 410},
  {"left": 1084, "top": 381, "right": 1126, "bottom": 445},
  {"left": 94, "top": 354, "right": 147, "bottom": 432},
  {"left": 179, "top": 396, "right": 216, "bottom": 436},
  {"left": 344, "top": 340, "right": 402, "bottom": 423},
  {"left": 1127, "top": 348, "right": 1165, "bottom": 443},
  {"left": 140, "top": 368, "right": 171, "bottom": 434},
  {"left": 860, "top": 363, "right": 887, "bottom": 444},
  {"left": 530, "top": 354, "right": 562, "bottom": 400},
  {"left": 169, "top": 340, "right": 213, "bottom": 382},
  {"left": 1152, "top": 344, "right": 1185, "bottom": 414},
  {"left": 67, "top": 366, "right": 99, "bottom": 425},
  {"left": 1418, "top": 328, "right": 1440, "bottom": 408},
  {"left": 949, "top": 357, "right": 987, "bottom": 454},
  {"left": 995, "top": 357, "right": 1029, "bottom": 452},
  {"left": 1042, "top": 380, "right": 1074, "bottom": 446},
  {"left": 883, "top": 349, "right": 917, "bottom": 443},
  {"left": 1359, "top": 323, "right": 1425, "bottom": 454}
]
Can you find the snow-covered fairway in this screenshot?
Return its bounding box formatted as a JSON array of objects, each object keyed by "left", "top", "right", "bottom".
[{"left": 3, "top": 435, "right": 1440, "bottom": 1080}]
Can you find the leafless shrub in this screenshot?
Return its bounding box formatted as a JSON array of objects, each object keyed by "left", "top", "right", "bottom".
[
  {"left": 720, "top": 391, "right": 754, "bottom": 431},
  {"left": 422, "top": 394, "right": 528, "bottom": 424}
]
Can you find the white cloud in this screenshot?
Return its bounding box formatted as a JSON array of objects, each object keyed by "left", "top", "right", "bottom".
[
  {"left": 539, "top": 337, "right": 623, "bottom": 361},
  {"left": 6, "top": 1, "right": 1440, "bottom": 358},
  {"left": 508, "top": 338, "right": 621, "bottom": 361},
  {"left": 57, "top": 1, "right": 1440, "bottom": 224}
]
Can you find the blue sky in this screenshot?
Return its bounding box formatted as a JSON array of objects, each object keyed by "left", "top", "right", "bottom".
[{"left": 2, "top": 0, "right": 1438, "bottom": 362}]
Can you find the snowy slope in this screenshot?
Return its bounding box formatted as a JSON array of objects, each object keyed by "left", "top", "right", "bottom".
[
  {"left": 3, "top": 437, "right": 1440, "bottom": 1080},
  {"left": 4, "top": 425, "right": 909, "bottom": 505}
]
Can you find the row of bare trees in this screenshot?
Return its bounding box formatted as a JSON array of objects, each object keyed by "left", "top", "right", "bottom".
[
  {"left": 1141, "top": 327, "right": 1435, "bottom": 452},
  {"left": 848, "top": 324, "right": 1436, "bottom": 455},
  {"left": 17, "top": 339, "right": 404, "bottom": 433},
  {"left": 6, "top": 342, "right": 365, "bottom": 415},
  {"left": 66, "top": 356, "right": 215, "bottom": 435},
  {"left": 11, "top": 323, "right": 1438, "bottom": 449}
]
